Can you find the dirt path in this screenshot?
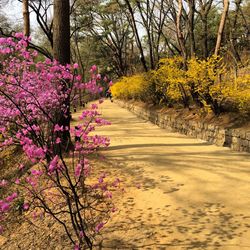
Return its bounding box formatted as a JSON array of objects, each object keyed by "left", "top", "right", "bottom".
[
  {"left": 85, "top": 100, "right": 250, "bottom": 250},
  {"left": 1, "top": 100, "right": 249, "bottom": 250}
]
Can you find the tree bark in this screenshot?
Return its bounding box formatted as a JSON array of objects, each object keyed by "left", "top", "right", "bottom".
[
  {"left": 53, "top": 0, "right": 70, "bottom": 64},
  {"left": 230, "top": 0, "right": 243, "bottom": 64},
  {"left": 201, "top": 16, "right": 209, "bottom": 58},
  {"left": 25, "top": 0, "right": 53, "bottom": 48},
  {"left": 135, "top": 0, "right": 156, "bottom": 69},
  {"left": 214, "top": 0, "right": 230, "bottom": 56},
  {"left": 123, "top": 0, "right": 148, "bottom": 72},
  {"left": 23, "top": 0, "right": 30, "bottom": 36},
  {"left": 53, "top": 0, "right": 72, "bottom": 150},
  {"left": 197, "top": 0, "right": 213, "bottom": 58},
  {"left": 187, "top": 0, "right": 195, "bottom": 57},
  {"left": 176, "top": 0, "right": 187, "bottom": 61}
]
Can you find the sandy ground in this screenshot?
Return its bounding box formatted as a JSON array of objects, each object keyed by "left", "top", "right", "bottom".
[
  {"left": 91, "top": 100, "right": 250, "bottom": 250},
  {"left": 1, "top": 100, "right": 249, "bottom": 250}
]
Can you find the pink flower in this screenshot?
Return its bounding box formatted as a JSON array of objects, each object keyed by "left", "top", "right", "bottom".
[
  {"left": 12, "top": 192, "right": 18, "bottom": 199},
  {"left": 73, "top": 63, "right": 79, "bottom": 69},
  {"left": 23, "top": 144, "right": 45, "bottom": 160},
  {"left": 105, "top": 191, "right": 112, "bottom": 199},
  {"left": 45, "top": 58, "right": 51, "bottom": 64},
  {"left": 74, "top": 244, "right": 80, "bottom": 250},
  {"left": 76, "top": 75, "right": 81, "bottom": 81},
  {"left": 31, "top": 169, "right": 43, "bottom": 176},
  {"left": 98, "top": 173, "right": 106, "bottom": 184},
  {"left": 79, "top": 231, "right": 84, "bottom": 238},
  {"left": 15, "top": 178, "right": 20, "bottom": 184},
  {"left": 18, "top": 164, "right": 25, "bottom": 170},
  {"left": 23, "top": 203, "right": 29, "bottom": 211},
  {"left": 2, "top": 138, "right": 13, "bottom": 146},
  {"left": 98, "top": 86, "right": 103, "bottom": 93},
  {"left": 112, "top": 178, "right": 120, "bottom": 187},
  {"left": 91, "top": 103, "right": 98, "bottom": 109},
  {"left": 101, "top": 183, "right": 107, "bottom": 191},
  {"left": 5, "top": 192, "right": 18, "bottom": 202},
  {"left": 14, "top": 32, "right": 24, "bottom": 39},
  {"left": 96, "top": 74, "right": 101, "bottom": 80},
  {"left": 48, "top": 155, "right": 59, "bottom": 172},
  {"left": 26, "top": 176, "right": 37, "bottom": 187},
  {"left": 0, "top": 202, "right": 10, "bottom": 212},
  {"left": 54, "top": 124, "right": 64, "bottom": 132},
  {"left": 75, "top": 164, "right": 82, "bottom": 177},
  {"left": 90, "top": 65, "right": 97, "bottom": 72},
  {"left": 32, "top": 51, "right": 38, "bottom": 57},
  {"left": 55, "top": 137, "right": 61, "bottom": 144},
  {"left": 83, "top": 164, "right": 91, "bottom": 177},
  {"left": 95, "top": 222, "right": 104, "bottom": 232},
  {"left": 98, "top": 177, "right": 104, "bottom": 184},
  {"left": 0, "top": 179, "right": 8, "bottom": 187},
  {"left": 5, "top": 196, "right": 13, "bottom": 203}
]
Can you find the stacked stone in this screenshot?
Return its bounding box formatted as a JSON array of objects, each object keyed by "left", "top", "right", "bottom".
[{"left": 116, "top": 100, "right": 250, "bottom": 153}]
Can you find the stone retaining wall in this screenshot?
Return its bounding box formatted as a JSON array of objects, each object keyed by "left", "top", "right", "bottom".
[{"left": 116, "top": 100, "right": 250, "bottom": 153}]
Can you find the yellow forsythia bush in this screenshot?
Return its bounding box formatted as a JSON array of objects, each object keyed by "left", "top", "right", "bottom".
[
  {"left": 186, "top": 55, "right": 228, "bottom": 113},
  {"left": 150, "top": 57, "right": 188, "bottom": 104},
  {"left": 111, "top": 56, "right": 250, "bottom": 114},
  {"left": 111, "top": 74, "right": 153, "bottom": 101},
  {"left": 187, "top": 55, "right": 226, "bottom": 96},
  {"left": 231, "top": 74, "right": 250, "bottom": 112}
]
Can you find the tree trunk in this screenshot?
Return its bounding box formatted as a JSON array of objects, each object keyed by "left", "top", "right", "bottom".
[
  {"left": 176, "top": 0, "right": 187, "bottom": 61},
  {"left": 53, "top": 0, "right": 72, "bottom": 150},
  {"left": 135, "top": 0, "right": 156, "bottom": 69},
  {"left": 147, "top": 29, "right": 155, "bottom": 69},
  {"left": 197, "top": 0, "right": 213, "bottom": 58},
  {"left": 201, "top": 16, "right": 209, "bottom": 58},
  {"left": 230, "top": 0, "right": 243, "bottom": 65},
  {"left": 53, "top": 0, "right": 70, "bottom": 64},
  {"left": 187, "top": 0, "right": 195, "bottom": 57},
  {"left": 214, "top": 0, "right": 230, "bottom": 56},
  {"left": 123, "top": 0, "right": 148, "bottom": 72},
  {"left": 23, "top": 0, "right": 30, "bottom": 36}
]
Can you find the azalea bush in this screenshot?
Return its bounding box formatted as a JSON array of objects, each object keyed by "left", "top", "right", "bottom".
[{"left": 0, "top": 33, "right": 119, "bottom": 249}]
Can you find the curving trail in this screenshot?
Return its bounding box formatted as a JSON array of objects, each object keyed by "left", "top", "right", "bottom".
[{"left": 90, "top": 100, "right": 250, "bottom": 250}]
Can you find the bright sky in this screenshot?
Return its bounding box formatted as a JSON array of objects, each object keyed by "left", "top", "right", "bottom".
[
  {"left": 1, "top": 0, "right": 38, "bottom": 29},
  {"left": 2, "top": 1, "right": 22, "bottom": 22}
]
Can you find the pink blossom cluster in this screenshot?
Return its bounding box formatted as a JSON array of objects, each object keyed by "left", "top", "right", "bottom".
[
  {"left": 0, "top": 192, "right": 18, "bottom": 215},
  {"left": 0, "top": 34, "right": 100, "bottom": 146},
  {"left": 72, "top": 105, "right": 111, "bottom": 153},
  {"left": 0, "top": 33, "right": 120, "bottom": 248}
]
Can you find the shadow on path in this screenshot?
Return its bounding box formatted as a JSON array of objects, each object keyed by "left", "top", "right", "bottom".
[
  {"left": 93, "top": 101, "right": 250, "bottom": 249},
  {"left": 101, "top": 200, "right": 250, "bottom": 250}
]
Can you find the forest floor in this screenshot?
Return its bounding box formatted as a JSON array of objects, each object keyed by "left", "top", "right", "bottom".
[{"left": 0, "top": 100, "right": 250, "bottom": 249}]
